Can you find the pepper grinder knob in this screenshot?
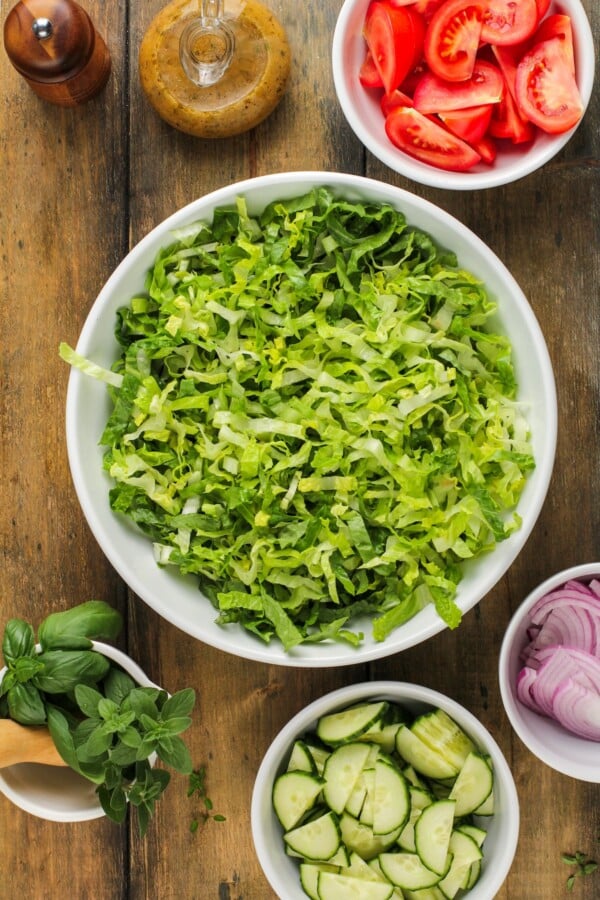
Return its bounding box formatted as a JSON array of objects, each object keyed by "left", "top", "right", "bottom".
[{"left": 3, "top": 0, "right": 111, "bottom": 107}]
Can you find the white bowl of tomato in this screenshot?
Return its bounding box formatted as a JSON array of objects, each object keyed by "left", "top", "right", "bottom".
[{"left": 332, "top": 0, "right": 595, "bottom": 189}]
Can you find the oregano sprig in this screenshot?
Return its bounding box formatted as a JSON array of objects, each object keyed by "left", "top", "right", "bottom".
[
  {"left": 188, "top": 765, "right": 226, "bottom": 833},
  {"left": 562, "top": 846, "right": 599, "bottom": 891}
]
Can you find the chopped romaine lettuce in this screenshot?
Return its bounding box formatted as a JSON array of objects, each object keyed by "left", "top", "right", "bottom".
[{"left": 61, "top": 188, "right": 534, "bottom": 650}]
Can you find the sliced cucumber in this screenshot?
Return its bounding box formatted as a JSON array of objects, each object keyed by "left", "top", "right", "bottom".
[
  {"left": 345, "top": 772, "right": 368, "bottom": 819},
  {"left": 398, "top": 787, "right": 433, "bottom": 854},
  {"left": 448, "top": 752, "right": 493, "bottom": 817},
  {"left": 323, "top": 742, "right": 373, "bottom": 814},
  {"left": 410, "top": 711, "right": 475, "bottom": 772},
  {"left": 379, "top": 852, "right": 441, "bottom": 891},
  {"left": 358, "top": 720, "right": 402, "bottom": 754},
  {"left": 273, "top": 770, "right": 324, "bottom": 831},
  {"left": 414, "top": 799, "right": 455, "bottom": 876},
  {"left": 305, "top": 743, "right": 331, "bottom": 776},
  {"left": 456, "top": 823, "right": 487, "bottom": 848},
  {"left": 372, "top": 758, "right": 411, "bottom": 835},
  {"left": 473, "top": 788, "right": 494, "bottom": 816},
  {"left": 395, "top": 725, "right": 457, "bottom": 780},
  {"left": 317, "top": 702, "right": 389, "bottom": 746},
  {"left": 359, "top": 768, "right": 376, "bottom": 827},
  {"left": 463, "top": 858, "right": 481, "bottom": 890},
  {"left": 403, "top": 888, "right": 446, "bottom": 899},
  {"left": 437, "top": 830, "right": 482, "bottom": 899},
  {"left": 288, "top": 739, "right": 318, "bottom": 774},
  {"left": 299, "top": 862, "right": 339, "bottom": 900},
  {"left": 340, "top": 812, "right": 402, "bottom": 861},
  {"left": 342, "top": 850, "right": 386, "bottom": 881},
  {"left": 317, "top": 871, "right": 394, "bottom": 900},
  {"left": 284, "top": 809, "right": 341, "bottom": 861}
]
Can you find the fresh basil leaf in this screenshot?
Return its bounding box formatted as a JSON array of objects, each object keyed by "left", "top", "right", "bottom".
[
  {"left": 46, "top": 705, "right": 80, "bottom": 769},
  {"left": 34, "top": 650, "right": 110, "bottom": 693},
  {"left": 2, "top": 619, "right": 35, "bottom": 664},
  {"left": 7, "top": 682, "right": 46, "bottom": 724},
  {"left": 103, "top": 667, "right": 136, "bottom": 705},
  {"left": 38, "top": 601, "right": 123, "bottom": 651}
]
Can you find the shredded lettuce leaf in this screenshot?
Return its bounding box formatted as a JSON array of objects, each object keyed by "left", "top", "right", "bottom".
[{"left": 62, "top": 188, "right": 535, "bottom": 650}]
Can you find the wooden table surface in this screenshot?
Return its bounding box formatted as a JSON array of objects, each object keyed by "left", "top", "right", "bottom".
[{"left": 1, "top": 1, "right": 599, "bottom": 897}]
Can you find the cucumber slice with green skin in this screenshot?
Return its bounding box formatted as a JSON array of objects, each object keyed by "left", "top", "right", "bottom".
[
  {"left": 290, "top": 843, "right": 351, "bottom": 867},
  {"left": 404, "top": 888, "right": 446, "bottom": 899},
  {"left": 410, "top": 711, "right": 475, "bottom": 772},
  {"left": 395, "top": 725, "right": 458, "bottom": 780},
  {"left": 373, "top": 758, "right": 411, "bottom": 835},
  {"left": 305, "top": 743, "right": 331, "bottom": 775},
  {"left": 340, "top": 812, "right": 402, "bottom": 861},
  {"left": 473, "top": 788, "right": 494, "bottom": 816},
  {"left": 456, "top": 823, "right": 487, "bottom": 847},
  {"left": 323, "top": 742, "right": 374, "bottom": 814},
  {"left": 358, "top": 721, "right": 402, "bottom": 754},
  {"left": 448, "top": 752, "right": 493, "bottom": 817},
  {"left": 460, "top": 857, "right": 482, "bottom": 891},
  {"left": 342, "top": 851, "right": 388, "bottom": 881},
  {"left": 317, "top": 702, "right": 389, "bottom": 746},
  {"left": 437, "top": 830, "right": 482, "bottom": 899},
  {"left": 379, "top": 852, "right": 441, "bottom": 891},
  {"left": 317, "top": 872, "right": 394, "bottom": 900},
  {"left": 359, "top": 768, "right": 376, "bottom": 827},
  {"left": 273, "top": 770, "right": 324, "bottom": 831},
  {"left": 299, "top": 863, "right": 339, "bottom": 900},
  {"left": 288, "top": 739, "right": 319, "bottom": 774},
  {"left": 345, "top": 773, "right": 368, "bottom": 819},
  {"left": 414, "top": 799, "right": 455, "bottom": 876},
  {"left": 284, "top": 810, "right": 341, "bottom": 861}
]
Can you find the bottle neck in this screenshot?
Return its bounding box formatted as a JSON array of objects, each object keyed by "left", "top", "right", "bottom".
[{"left": 179, "top": 0, "right": 235, "bottom": 87}]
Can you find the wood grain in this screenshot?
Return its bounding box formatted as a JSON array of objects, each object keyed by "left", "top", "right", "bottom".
[{"left": 1, "top": 0, "right": 599, "bottom": 897}]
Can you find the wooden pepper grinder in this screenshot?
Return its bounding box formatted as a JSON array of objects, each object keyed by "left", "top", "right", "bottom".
[{"left": 3, "top": 0, "right": 111, "bottom": 106}]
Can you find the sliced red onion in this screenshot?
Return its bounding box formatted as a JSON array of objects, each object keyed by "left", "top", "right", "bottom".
[
  {"left": 514, "top": 578, "right": 600, "bottom": 741},
  {"left": 550, "top": 678, "right": 600, "bottom": 741}
]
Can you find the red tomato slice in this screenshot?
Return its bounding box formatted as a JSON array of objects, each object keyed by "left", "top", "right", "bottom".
[
  {"left": 438, "top": 104, "right": 493, "bottom": 143},
  {"left": 364, "top": 2, "right": 426, "bottom": 94},
  {"left": 413, "top": 60, "right": 504, "bottom": 112},
  {"left": 424, "top": 0, "right": 485, "bottom": 82},
  {"left": 515, "top": 36, "right": 583, "bottom": 134},
  {"left": 480, "top": 0, "right": 539, "bottom": 46},
  {"left": 491, "top": 42, "right": 527, "bottom": 101},
  {"left": 381, "top": 88, "right": 415, "bottom": 116},
  {"left": 385, "top": 105, "right": 482, "bottom": 170},
  {"left": 472, "top": 134, "right": 497, "bottom": 164},
  {"left": 535, "top": 0, "right": 552, "bottom": 19},
  {"left": 359, "top": 49, "right": 384, "bottom": 88},
  {"left": 489, "top": 84, "right": 535, "bottom": 142},
  {"left": 533, "top": 14, "right": 575, "bottom": 74}
]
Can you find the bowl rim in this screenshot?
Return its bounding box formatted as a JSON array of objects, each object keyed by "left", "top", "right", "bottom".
[
  {"left": 331, "top": 0, "right": 596, "bottom": 190},
  {"left": 498, "top": 562, "right": 600, "bottom": 782},
  {"left": 251, "top": 679, "right": 520, "bottom": 899},
  {"left": 65, "top": 170, "right": 557, "bottom": 666},
  {"left": 0, "top": 641, "right": 158, "bottom": 821}
]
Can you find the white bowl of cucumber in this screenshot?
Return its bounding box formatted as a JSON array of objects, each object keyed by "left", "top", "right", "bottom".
[{"left": 251, "top": 681, "right": 519, "bottom": 900}]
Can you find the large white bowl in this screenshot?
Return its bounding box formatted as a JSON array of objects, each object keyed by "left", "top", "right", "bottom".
[
  {"left": 0, "top": 642, "right": 158, "bottom": 822},
  {"left": 499, "top": 562, "right": 600, "bottom": 782},
  {"left": 65, "top": 171, "right": 557, "bottom": 666},
  {"left": 251, "top": 681, "right": 520, "bottom": 899},
  {"left": 332, "top": 0, "right": 595, "bottom": 190}
]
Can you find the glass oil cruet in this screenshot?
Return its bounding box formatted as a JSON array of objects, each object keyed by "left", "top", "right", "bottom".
[{"left": 139, "top": 0, "right": 291, "bottom": 138}]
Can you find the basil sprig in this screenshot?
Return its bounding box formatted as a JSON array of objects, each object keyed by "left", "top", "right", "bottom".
[{"left": 0, "top": 601, "right": 195, "bottom": 836}]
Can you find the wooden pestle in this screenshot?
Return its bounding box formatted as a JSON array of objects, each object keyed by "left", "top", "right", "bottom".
[{"left": 0, "top": 719, "right": 68, "bottom": 768}]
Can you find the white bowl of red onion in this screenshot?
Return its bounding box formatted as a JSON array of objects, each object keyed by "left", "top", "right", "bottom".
[{"left": 499, "top": 563, "right": 600, "bottom": 782}]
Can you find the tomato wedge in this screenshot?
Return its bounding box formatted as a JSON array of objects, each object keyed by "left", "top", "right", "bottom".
[
  {"left": 359, "top": 50, "right": 384, "bottom": 88},
  {"left": 489, "top": 85, "right": 535, "bottom": 143},
  {"left": 424, "top": 0, "right": 485, "bottom": 82},
  {"left": 472, "top": 134, "right": 497, "bottom": 164},
  {"left": 438, "top": 104, "right": 493, "bottom": 143},
  {"left": 535, "top": 0, "right": 552, "bottom": 19},
  {"left": 413, "top": 60, "right": 504, "bottom": 112},
  {"left": 515, "top": 36, "right": 583, "bottom": 134},
  {"left": 480, "top": 0, "right": 539, "bottom": 46},
  {"left": 364, "top": 1, "right": 426, "bottom": 94},
  {"left": 381, "top": 88, "right": 414, "bottom": 116},
  {"left": 533, "top": 14, "right": 576, "bottom": 74},
  {"left": 385, "top": 105, "right": 482, "bottom": 170}
]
